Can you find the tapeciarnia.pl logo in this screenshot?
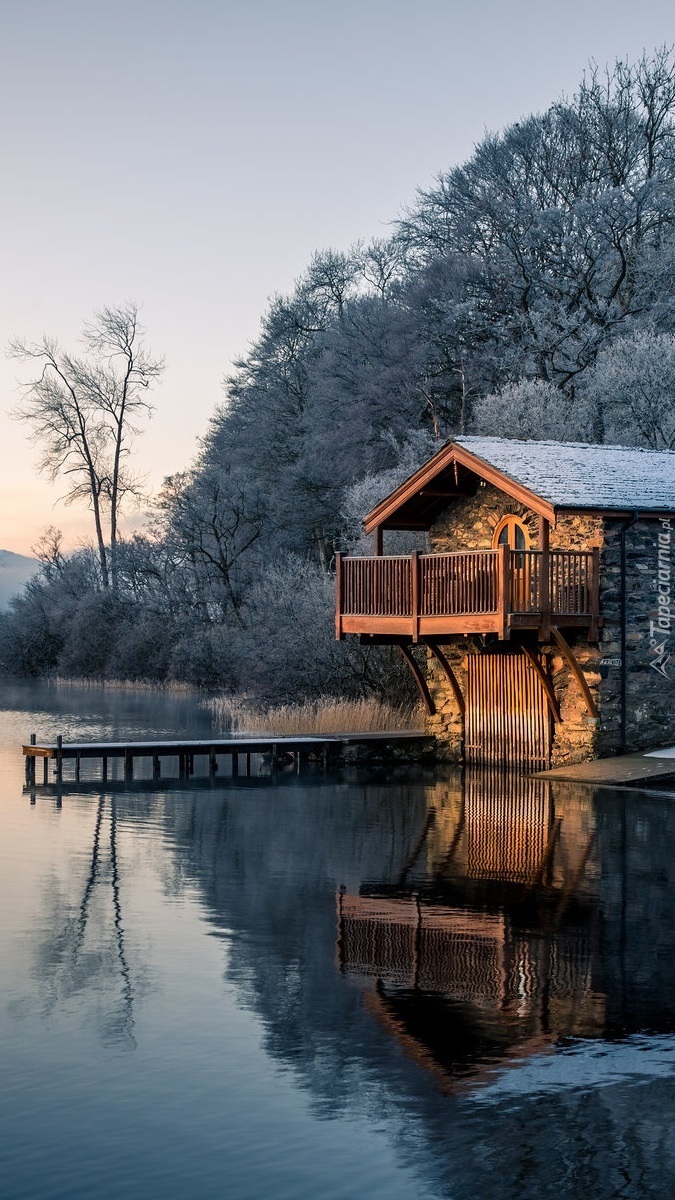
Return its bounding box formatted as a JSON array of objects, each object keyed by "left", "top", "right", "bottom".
[{"left": 650, "top": 518, "right": 672, "bottom": 678}]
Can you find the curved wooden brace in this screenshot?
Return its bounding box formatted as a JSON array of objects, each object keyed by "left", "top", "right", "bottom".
[
  {"left": 397, "top": 644, "right": 436, "bottom": 715},
  {"left": 520, "top": 645, "right": 561, "bottom": 723},
  {"left": 425, "top": 640, "right": 465, "bottom": 717},
  {"left": 550, "top": 626, "right": 599, "bottom": 719}
]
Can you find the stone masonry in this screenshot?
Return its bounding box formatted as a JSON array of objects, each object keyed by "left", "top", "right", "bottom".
[{"left": 423, "top": 485, "right": 675, "bottom": 765}]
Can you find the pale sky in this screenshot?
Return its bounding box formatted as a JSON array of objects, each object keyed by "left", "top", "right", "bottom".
[{"left": 1, "top": 0, "right": 674, "bottom": 555}]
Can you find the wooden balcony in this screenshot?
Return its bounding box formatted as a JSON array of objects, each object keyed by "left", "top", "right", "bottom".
[{"left": 335, "top": 545, "right": 600, "bottom": 642}]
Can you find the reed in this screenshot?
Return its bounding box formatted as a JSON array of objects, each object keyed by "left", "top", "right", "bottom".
[{"left": 206, "top": 695, "right": 423, "bottom": 736}]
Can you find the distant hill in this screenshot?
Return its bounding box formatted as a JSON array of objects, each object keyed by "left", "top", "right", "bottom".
[{"left": 0, "top": 550, "right": 38, "bottom": 609}]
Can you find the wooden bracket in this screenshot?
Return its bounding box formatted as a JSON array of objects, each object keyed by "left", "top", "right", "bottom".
[
  {"left": 550, "top": 626, "right": 599, "bottom": 719},
  {"left": 520, "top": 644, "right": 561, "bottom": 722},
  {"left": 425, "top": 641, "right": 465, "bottom": 717},
  {"left": 396, "top": 643, "right": 436, "bottom": 715}
]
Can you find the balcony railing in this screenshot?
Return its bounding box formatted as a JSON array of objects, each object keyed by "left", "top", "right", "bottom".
[{"left": 335, "top": 546, "right": 599, "bottom": 641}]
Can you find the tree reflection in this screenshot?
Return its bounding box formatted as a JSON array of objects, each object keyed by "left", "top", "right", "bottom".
[{"left": 25, "top": 795, "right": 137, "bottom": 1049}]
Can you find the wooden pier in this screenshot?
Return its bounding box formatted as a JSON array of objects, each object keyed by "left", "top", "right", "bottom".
[
  {"left": 535, "top": 751, "right": 675, "bottom": 787},
  {"left": 23, "top": 731, "right": 433, "bottom": 786}
]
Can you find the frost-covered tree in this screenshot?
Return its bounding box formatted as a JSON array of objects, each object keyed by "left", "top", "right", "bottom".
[
  {"left": 470, "top": 379, "right": 594, "bottom": 442},
  {"left": 582, "top": 331, "right": 675, "bottom": 448},
  {"left": 397, "top": 48, "right": 675, "bottom": 391},
  {"left": 340, "top": 430, "right": 437, "bottom": 554}
]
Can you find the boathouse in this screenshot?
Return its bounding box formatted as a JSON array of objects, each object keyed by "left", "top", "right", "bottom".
[{"left": 335, "top": 437, "right": 675, "bottom": 767}]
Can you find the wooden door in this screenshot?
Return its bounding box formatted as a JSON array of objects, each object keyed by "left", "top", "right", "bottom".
[
  {"left": 465, "top": 652, "right": 551, "bottom": 769},
  {"left": 493, "top": 515, "right": 531, "bottom": 612}
]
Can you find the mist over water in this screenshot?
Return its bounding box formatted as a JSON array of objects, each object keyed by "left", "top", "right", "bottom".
[{"left": 3, "top": 680, "right": 675, "bottom": 1199}]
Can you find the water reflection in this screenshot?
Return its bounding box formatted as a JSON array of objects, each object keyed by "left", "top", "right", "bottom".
[
  {"left": 338, "top": 770, "right": 603, "bottom": 1091},
  {"left": 10, "top": 694, "right": 675, "bottom": 1199},
  {"left": 29, "top": 764, "right": 675, "bottom": 1084},
  {"left": 20, "top": 794, "right": 137, "bottom": 1048}
]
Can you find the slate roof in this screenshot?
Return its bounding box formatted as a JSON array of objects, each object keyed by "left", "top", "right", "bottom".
[{"left": 455, "top": 437, "right": 675, "bottom": 512}]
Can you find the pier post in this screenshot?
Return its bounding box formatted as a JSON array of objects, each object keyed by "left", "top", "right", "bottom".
[
  {"left": 43, "top": 757, "right": 48, "bottom": 785},
  {"left": 232, "top": 752, "right": 239, "bottom": 779},
  {"left": 75, "top": 752, "right": 81, "bottom": 782},
  {"left": 153, "top": 754, "right": 161, "bottom": 780},
  {"left": 26, "top": 733, "right": 36, "bottom": 786},
  {"left": 102, "top": 756, "right": 108, "bottom": 782},
  {"left": 56, "top": 735, "right": 63, "bottom": 782},
  {"left": 124, "top": 748, "right": 133, "bottom": 781}
]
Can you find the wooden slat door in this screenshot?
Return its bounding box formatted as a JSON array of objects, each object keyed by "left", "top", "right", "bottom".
[{"left": 465, "top": 653, "right": 551, "bottom": 769}]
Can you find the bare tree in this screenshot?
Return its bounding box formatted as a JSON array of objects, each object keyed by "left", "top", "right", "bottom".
[
  {"left": 156, "top": 468, "right": 264, "bottom": 625},
  {"left": 9, "top": 303, "right": 163, "bottom": 588}
]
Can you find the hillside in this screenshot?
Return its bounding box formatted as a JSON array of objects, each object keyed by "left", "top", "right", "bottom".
[{"left": 0, "top": 551, "right": 37, "bottom": 609}]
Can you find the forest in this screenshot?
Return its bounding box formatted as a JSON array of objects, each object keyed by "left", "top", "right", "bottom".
[{"left": 3, "top": 49, "right": 675, "bottom": 700}]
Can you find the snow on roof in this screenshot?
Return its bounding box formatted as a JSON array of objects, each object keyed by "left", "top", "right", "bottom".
[{"left": 455, "top": 436, "right": 675, "bottom": 512}]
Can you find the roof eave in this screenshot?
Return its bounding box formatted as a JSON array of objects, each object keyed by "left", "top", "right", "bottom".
[{"left": 363, "top": 441, "right": 556, "bottom": 533}]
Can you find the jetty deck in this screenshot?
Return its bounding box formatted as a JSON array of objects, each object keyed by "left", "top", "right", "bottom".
[
  {"left": 536, "top": 752, "right": 675, "bottom": 786},
  {"left": 23, "top": 731, "right": 433, "bottom": 785}
]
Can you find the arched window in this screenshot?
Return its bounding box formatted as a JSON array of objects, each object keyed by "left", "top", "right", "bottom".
[{"left": 492, "top": 515, "right": 530, "bottom": 551}]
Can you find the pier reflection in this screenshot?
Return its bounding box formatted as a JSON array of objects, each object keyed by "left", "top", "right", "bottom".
[{"left": 338, "top": 769, "right": 604, "bottom": 1090}]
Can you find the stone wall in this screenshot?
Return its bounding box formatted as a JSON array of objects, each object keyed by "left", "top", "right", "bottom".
[
  {"left": 424, "top": 488, "right": 606, "bottom": 764},
  {"left": 605, "top": 515, "right": 675, "bottom": 754},
  {"left": 429, "top": 483, "right": 539, "bottom": 552},
  {"left": 422, "top": 492, "right": 675, "bottom": 763}
]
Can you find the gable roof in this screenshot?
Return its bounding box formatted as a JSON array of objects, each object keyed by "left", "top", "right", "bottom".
[{"left": 364, "top": 436, "right": 675, "bottom": 532}]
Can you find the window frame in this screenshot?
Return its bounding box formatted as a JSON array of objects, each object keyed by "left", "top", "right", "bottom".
[{"left": 492, "top": 514, "right": 531, "bottom": 552}]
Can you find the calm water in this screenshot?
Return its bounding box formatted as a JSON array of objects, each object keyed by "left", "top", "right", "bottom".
[{"left": 4, "top": 681, "right": 675, "bottom": 1198}]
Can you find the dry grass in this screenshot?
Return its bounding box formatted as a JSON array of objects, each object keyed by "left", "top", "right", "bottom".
[{"left": 206, "top": 695, "right": 424, "bottom": 736}]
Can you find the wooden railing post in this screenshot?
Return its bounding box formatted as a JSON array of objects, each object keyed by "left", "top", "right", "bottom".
[
  {"left": 588, "top": 546, "right": 600, "bottom": 641},
  {"left": 539, "top": 516, "right": 550, "bottom": 642},
  {"left": 335, "top": 552, "right": 343, "bottom": 640},
  {"left": 496, "top": 544, "right": 510, "bottom": 639},
  {"left": 411, "top": 550, "right": 420, "bottom": 642}
]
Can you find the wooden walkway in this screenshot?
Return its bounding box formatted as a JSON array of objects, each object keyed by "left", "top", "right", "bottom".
[
  {"left": 23, "top": 731, "right": 433, "bottom": 785},
  {"left": 536, "top": 752, "right": 675, "bottom": 786}
]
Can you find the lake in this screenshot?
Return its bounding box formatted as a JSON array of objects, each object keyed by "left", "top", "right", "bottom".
[{"left": 3, "top": 679, "right": 675, "bottom": 1199}]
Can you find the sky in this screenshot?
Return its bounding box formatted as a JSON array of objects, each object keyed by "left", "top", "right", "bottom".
[{"left": 1, "top": 0, "right": 675, "bottom": 555}]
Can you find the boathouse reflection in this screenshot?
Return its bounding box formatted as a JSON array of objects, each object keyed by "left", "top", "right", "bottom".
[{"left": 338, "top": 770, "right": 604, "bottom": 1088}]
